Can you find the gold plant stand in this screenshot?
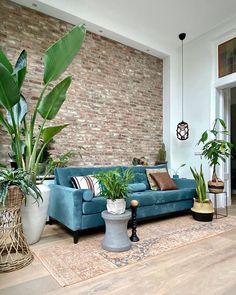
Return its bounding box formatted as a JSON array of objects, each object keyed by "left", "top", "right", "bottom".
[{"left": 0, "top": 186, "right": 33, "bottom": 272}]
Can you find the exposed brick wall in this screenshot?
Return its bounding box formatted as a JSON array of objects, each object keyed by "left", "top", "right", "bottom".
[{"left": 0, "top": 0, "right": 163, "bottom": 166}]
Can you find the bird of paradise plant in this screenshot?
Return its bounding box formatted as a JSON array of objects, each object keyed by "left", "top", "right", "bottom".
[{"left": 0, "top": 24, "right": 86, "bottom": 183}]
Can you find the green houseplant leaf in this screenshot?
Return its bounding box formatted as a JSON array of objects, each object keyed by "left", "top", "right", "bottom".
[
  {"left": 43, "top": 24, "right": 86, "bottom": 84},
  {"left": 6, "top": 95, "right": 28, "bottom": 126},
  {"left": 0, "top": 50, "right": 13, "bottom": 73},
  {"left": 41, "top": 124, "right": 69, "bottom": 144},
  {"left": 37, "top": 76, "right": 71, "bottom": 120},
  {"left": 13, "top": 50, "right": 27, "bottom": 89},
  {"left": 0, "top": 64, "right": 20, "bottom": 110},
  {"left": 0, "top": 111, "right": 14, "bottom": 134}
]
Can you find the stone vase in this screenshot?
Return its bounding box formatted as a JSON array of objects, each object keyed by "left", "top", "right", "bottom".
[
  {"left": 106, "top": 199, "right": 126, "bottom": 214},
  {"left": 21, "top": 184, "right": 50, "bottom": 245}
]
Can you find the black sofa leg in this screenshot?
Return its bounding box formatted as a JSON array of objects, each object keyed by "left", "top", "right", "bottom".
[
  {"left": 48, "top": 216, "right": 53, "bottom": 225},
  {"left": 73, "top": 230, "right": 80, "bottom": 244}
]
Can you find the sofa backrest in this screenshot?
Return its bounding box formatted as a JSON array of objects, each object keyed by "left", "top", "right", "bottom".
[
  {"left": 122, "top": 165, "right": 167, "bottom": 189},
  {"left": 55, "top": 166, "right": 122, "bottom": 187}
]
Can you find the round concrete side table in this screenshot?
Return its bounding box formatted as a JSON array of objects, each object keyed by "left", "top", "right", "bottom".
[{"left": 101, "top": 210, "right": 131, "bottom": 252}]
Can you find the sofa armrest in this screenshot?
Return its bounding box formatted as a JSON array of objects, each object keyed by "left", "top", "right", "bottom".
[
  {"left": 48, "top": 184, "right": 86, "bottom": 231},
  {"left": 173, "top": 178, "right": 196, "bottom": 189}
]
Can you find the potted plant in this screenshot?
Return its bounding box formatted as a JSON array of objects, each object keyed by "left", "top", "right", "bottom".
[
  {"left": 96, "top": 168, "right": 134, "bottom": 214},
  {"left": 0, "top": 168, "right": 41, "bottom": 207},
  {"left": 155, "top": 143, "right": 167, "bottom": 165},
  {"left": 0, "top": 168, "right": 41, "bottom": 270},
  {"left": 197, "top": 118, "right": 233, "bottom": 193},
  {"left": 0, "top": 24, "right": 86, "bottom": 244},
  {"left": 190, "top": 165, "right": 214, "bottom": 221},
  {"left": 39, "top": 149, "right": 82, "bottom": 184},
  {"left": 169, "top": 163, "right": 186, "bottom": 179}
]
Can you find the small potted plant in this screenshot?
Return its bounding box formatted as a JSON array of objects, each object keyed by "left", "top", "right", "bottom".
[
  {"left": 169, "top": 163, "right": 186, "bottom": 179},
  {"left": 197, "top": 118, "right": 233, "bottom": 193},
  {"left": 96, "top": 168, "right": 134, "bottom": 214},
  {"left": 155, "top": 143, "right": 167, "bottom": 165},
  {"left": 190, "top": 165, "right": 214, "bottom": 221}
]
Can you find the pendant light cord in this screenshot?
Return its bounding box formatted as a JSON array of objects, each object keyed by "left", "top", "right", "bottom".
[{"left": 181, "top": 38, "right": 184, "bottom": 122}]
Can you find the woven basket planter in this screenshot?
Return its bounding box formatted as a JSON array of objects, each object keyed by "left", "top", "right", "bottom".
[
  {"left": 208, "top": 179, "right": 224, "bottom": 194},
  {"left": 0, "top": 186, "right": 33, "bottom": 273}
]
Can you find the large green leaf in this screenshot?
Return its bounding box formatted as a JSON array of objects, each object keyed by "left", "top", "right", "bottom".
[
  {"left": 43, "top": 24, "right": 86, "bottom": 84},
  {"left": 0, "top": 50, "right": 13, "bottom": 73},
  {"left": 0, "top": 110, "right": 14, "bottom": 134},
  {"left": 0, "top": 64, "right": 20, "bottom": 110},
  {"left": 6, "top": 95, "right": 28, "bottom": 126},
  {"left": 41, "top": 124, "right": 68, "bottom": 144},
  {"left": 37, "top": 76, "right": 71, "bottom": 120},
  {"left": 13, "top": 50, "right": 27, "bottom": 89}
]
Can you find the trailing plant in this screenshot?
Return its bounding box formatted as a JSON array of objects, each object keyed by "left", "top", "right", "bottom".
[
  {"left": 190, "top": 165, "right": 207, "bottom": 203},
  {"left": 0, "top": 168, "right": 42, "bottom": 206},
  {"left": 197, "top": 118, "right": 233, "bottom": 180},
  {"left": 96, "top": 168, "right": 134, "bottom": 201},
  {"left": 169, "top": 163, "right": 186, "bottom": 176},
  {"left": 0, "top": 24, "right": 86, "bottom": 183}
]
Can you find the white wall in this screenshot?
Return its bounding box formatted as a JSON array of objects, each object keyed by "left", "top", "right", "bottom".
[{"left": 167, "top": 16, "right": 236, "bottom": 180}]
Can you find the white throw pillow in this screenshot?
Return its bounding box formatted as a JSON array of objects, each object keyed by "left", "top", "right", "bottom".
[{"left": 71, "top": 175, "right": 101, "bottom": 196}]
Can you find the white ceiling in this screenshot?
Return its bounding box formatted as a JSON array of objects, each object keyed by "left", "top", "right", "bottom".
[{"left": 13, "top": 0, "right": 236, "bottom": 57}]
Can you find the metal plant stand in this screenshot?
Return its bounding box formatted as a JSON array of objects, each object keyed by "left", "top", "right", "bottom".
[
  {"left": 208, "top": 191, "right": 228, "bottom": 219},
  {"left": 0, "top": 186, "right": 33, "bottom": 272}
]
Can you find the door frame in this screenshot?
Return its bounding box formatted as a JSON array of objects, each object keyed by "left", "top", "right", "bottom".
[{"left": 213, "top": 80, "right": 236, "bottom": 206}]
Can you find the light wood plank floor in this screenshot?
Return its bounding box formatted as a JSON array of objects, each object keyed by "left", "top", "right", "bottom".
[{"left": 0, "top": 205, "right": 236, "bottom": 295}]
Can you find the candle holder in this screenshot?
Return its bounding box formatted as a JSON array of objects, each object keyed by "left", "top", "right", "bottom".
[{"left": 130, "top": 200, "right": 139, "bottom": 242}]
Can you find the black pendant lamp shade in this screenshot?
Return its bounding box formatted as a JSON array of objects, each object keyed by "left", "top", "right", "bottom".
[{"left": 176, "top": 33, "right": 189, "bottom": 140}]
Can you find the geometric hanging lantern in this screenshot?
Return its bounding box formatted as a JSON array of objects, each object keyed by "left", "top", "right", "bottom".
[
  {"left": 176, "top": 33, "right": 189, "bottom": 140},
  {"left": 176, "top": 120, "right": 189, "bottom": 140}
]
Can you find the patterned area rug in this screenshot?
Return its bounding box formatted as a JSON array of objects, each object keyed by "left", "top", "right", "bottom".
[{"left": 32, "top": 215, "right": 236, "bottom": 287}]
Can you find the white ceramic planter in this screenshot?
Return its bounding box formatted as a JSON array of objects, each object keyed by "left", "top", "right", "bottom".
[
  {"left": 107, "top": 199, "right": 126, "bottom": 214},
  {"left": 21, "top": 184, "right": 50, "bottom": 245}
]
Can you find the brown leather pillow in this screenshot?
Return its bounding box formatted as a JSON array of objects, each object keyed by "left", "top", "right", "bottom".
[{"left": 150, "top": 172, "right": 177, "bottom": 191}]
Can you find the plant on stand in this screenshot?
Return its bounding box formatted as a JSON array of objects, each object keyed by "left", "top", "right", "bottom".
[
  {"left": 96, "top": 168, "right": 134, "bottom": 214},
  {"left": 0, "top": 168, "right": 42, "bottom": 271},
  {"left": 0, "top": 24, "right": 86, "bottom": 244},
  {"left": 197, "top": 118, "right": 233, "bottom": 193},
  {"left": 0, "top": 168, "right": 41, "bottom": 206},
  {"left": 190, "top": 165, "right": 214, "bottom": 221}
]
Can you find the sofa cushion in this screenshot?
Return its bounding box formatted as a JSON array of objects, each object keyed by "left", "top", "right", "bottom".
[
  {"left": 128, "top": 183, "right": 146, "bottom": 192},
  {"left": 55, "top": 166, "right": 121, "bottom": 187},
  {"left": 71, "top": 175, "right": 101, "bottom": 196},
  {"left": 82, "top": 189, "right": 94, "bottom": 201},
  {"left": 82, "top": 197, "right": 106, "bottom": 214},
  {"left": 122, "top": 165, "right": 167, "bottom": 189},
  {"left": 146, "top": 168, "right": 167, "bottom": 190},
  {"left": 150, "top": 172, "right": 177, "bottom": 191},
  {"left": 127, "top": 188, "right": 195, "bottom": 208},
  {"left": 127, "top": 192, "right": 157, "bottom": 207}
]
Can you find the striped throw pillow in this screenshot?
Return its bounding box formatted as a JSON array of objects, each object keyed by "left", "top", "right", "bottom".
[{"left": 71, "top": 175, "right": 101, "bottom": 197}]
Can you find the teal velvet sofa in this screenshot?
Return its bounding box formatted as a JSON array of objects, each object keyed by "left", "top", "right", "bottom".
[{"left": 48, "top": 165, "right": 196, "bottom": 243}]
